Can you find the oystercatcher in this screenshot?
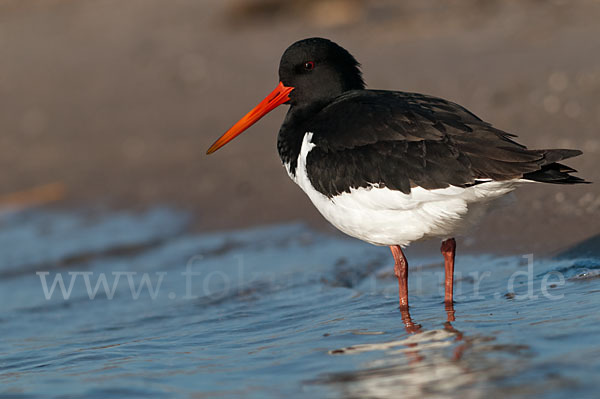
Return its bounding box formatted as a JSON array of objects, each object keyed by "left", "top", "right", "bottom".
[{"left": 207, "top": 38, "right": 587, "bottom": 313}]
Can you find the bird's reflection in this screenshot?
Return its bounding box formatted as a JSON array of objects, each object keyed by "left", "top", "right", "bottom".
[
  {"left": 399, "top": 306, "right": 422, "bottom": 334},
  {"left": 399, "top": 302, "right": 455, "bottom": 333},
  {"left": 445, "top": 302, "right": 456, "bottom": 322},
  {"left": 329, "top": 302, "right": 461, "bottom": 356},
  {"left": 323, "top": 304, "right": 476, "bottom": 398},
  {"left": 399, "top": 302, "right": 463, "bottom": 364}
]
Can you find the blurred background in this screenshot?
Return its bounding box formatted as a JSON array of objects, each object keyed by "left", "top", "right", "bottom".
[{"left": 1, "top": 0, "right": 599, "bottom": 254}]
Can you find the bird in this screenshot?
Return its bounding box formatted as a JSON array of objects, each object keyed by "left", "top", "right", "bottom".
[{"left": 207, "top": 37, "right": 588, "bottom": 318}]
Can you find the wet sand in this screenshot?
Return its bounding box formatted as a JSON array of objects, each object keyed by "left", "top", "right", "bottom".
[{"left": 0, "top": 0, "right": 599, "bottom": 254}]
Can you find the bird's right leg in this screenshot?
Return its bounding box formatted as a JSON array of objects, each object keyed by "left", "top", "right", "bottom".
[
  {"left": 390, "top": 245, "right": 420, "bottom": 333},
  {"left": 390, "top": 245, "right": 409, "bottom": 310}
]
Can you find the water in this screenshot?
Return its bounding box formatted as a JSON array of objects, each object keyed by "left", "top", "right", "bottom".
[{"left": 1, "top": 207, "right": 599, "bottom": 398}]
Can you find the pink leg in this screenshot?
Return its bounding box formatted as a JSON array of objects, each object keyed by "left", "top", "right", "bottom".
[
  {"left": 390, "top": 246, "right": 421, "bottom": 333},
  {"left": 441, "top": 238, "right": 456, "bottom": 305},
  {"left": 390, "top": 245, "right": 409, "bottom": 310},
  {"left": 390, "top": 245, "right": 421, "bottom": 334}
]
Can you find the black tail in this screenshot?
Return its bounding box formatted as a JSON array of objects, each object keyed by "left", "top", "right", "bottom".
[{"left": 523, "top": 149, "right": 590, "bottom": 184}]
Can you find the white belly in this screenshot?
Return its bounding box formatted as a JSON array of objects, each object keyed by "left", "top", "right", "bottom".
[{"left": 285, "top": 133, "right": 520, "bottom": 247}]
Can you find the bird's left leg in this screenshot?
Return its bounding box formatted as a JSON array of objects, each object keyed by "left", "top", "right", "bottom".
[
  {"left": 441, "top": 238, "right": 456, "bottom": 306},
  {"left": 390, "top": 245, "right": 420, "bottom": 333}
]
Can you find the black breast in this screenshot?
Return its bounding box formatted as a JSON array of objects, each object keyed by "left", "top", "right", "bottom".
[{"left": 277, "top": 101, "right": 329, "bottom": 176}]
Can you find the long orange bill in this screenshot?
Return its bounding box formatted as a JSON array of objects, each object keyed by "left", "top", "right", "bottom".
[{"left": 206, "top": 82, "right": 294, "bottom": 154}]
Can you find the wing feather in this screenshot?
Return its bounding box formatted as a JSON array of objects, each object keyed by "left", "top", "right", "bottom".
[{"left": 304, "top": 89, "right": 584, "bottom": 196}]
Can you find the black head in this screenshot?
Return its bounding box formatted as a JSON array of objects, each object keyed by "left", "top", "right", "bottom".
[
  {"left": 206, "top": 38, "right": 363, "bottom": 154},
  {"left": 279, "top": 38, "right": 365, "bottom": 107}
]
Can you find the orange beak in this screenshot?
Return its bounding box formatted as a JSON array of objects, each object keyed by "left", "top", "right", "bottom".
[{"left": 206, "top": 82, "right": 294, "bottom": 154}]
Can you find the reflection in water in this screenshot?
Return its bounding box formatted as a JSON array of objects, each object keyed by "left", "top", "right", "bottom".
[
  {"left": 321, "top": 305, "right": 523, "bottom": 399},
  {"left": 400, "top": 302, "right": 455, "bottom": 334},
  {"left": 400, "top": 307, "right": 422, "bottom": 335}
]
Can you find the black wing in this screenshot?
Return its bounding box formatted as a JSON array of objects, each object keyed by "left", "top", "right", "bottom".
[{"left": 306, "top": 90, "right": 585, "bottom": 197}]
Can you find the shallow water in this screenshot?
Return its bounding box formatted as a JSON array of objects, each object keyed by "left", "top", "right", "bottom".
[{"left": 1, "top": 208, "right": 599, "bottom": 398}]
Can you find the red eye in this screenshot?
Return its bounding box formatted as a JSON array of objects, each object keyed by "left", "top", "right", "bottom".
[{"left": 304, "top": 61, "right": 315, "bottom": 71}]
